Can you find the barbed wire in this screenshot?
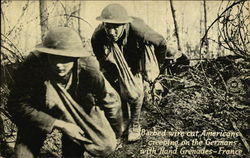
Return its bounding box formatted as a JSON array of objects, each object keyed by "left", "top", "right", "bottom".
[
  {"left": 200, "top": 0, "right": 249, "bottom": 59},
  {"left": 218, "top": 0, "right": 249, "bottom": 58}
]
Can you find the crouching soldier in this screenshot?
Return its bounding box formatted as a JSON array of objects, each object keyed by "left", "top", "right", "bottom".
[
  {"left": 91, "top": 4, "right": 167, "bottom": 142},
  {"left": 162, "top": 45, "right": 190, "bottom": 75},
  {"left": 7, "top": 27, "right": 122, "bottom": 158}
]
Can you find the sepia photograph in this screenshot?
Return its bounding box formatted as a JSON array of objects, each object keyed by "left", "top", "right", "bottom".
[{"left": 1, "top": 0, "right": 249, "bottom": 157}]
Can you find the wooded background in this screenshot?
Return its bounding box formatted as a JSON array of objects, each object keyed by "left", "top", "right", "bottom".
[
  {"left": 2, "top": 0, "right": 249, "bottom": 66},
  {"left": 1, "top": 1, "right": 249, "bottom": 157}
]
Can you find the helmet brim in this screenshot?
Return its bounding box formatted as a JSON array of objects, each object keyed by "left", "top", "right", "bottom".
[
  {"left": 96, "top": 16, "right": 133, "bottom": 24},
  {"left": 35, "top": 44, "right": 91, "bottom": 57},
  {"left": 165, "top": 50, "right": 183, "bottom": 60}
]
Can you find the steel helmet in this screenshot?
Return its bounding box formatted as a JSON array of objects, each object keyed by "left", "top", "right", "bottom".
[
  {"left": 96, "top": 4, "right": 133, "bottom": 24},
  {"left": 36, "top": 27, "right": 90, "bottom": 57}
]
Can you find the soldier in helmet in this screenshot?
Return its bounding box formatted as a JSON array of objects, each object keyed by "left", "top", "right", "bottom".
[
  {"left": 91, "top": 3, "right": 167, "bottom": 142},
  {"left": 7, "top": 27, "right": 122, "bottom": 157}
]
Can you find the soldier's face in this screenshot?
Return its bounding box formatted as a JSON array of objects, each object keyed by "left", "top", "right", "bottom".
[
  {"left": 47, "top": 54, "right": 76, "bottom": 77},
  {"left": 104, "top": 23, "right": 126, "bottom": 41}
]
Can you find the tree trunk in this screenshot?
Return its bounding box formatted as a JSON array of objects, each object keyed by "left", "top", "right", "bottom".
[
  {"left": 203, "top": 0, "right": 209, "bottom": 54},
  {"left": 169, "top": 0, "right": 181, "bottom": 51},
  {"left": 77, "top": 1, "right": 84, "bottom": 41},
  {"left": 199, "top": 1, "right": 203, "bottom": 59},
  {"left": 39, "top": 0, "right": 49, "bottom": 40}
]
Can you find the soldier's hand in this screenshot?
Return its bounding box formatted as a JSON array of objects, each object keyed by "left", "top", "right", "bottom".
[{"left": 53, "top": 119, "right": 91, "bottom": 143}]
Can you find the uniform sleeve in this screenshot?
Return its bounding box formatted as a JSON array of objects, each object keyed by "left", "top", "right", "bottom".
[
  {"left": 83, "top": 62, "right": 123, "bottom": 138},
  {"left": 7, "top": 53, "right": 56, "bottom": 134},
  {"left": 131, "top": 17, "right": 167, "bottom": 66}
]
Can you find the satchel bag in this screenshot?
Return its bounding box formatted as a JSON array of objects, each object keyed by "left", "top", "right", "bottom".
[
  {"left": 110, "top": 43, "right": 144, "bottom": 103},
  {"left": 140, "top": 44, "right": 160, "bottom": 83},
  {"left": 46, "top": 81, "right": 116, "bottom": 157}
]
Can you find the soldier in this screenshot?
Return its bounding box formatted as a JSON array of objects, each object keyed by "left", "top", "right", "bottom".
[
  {"left": 7, "top": 27, "right": 122, "bottom": 157},
  {"left": 91, "top": 4, "right": 167, "bottom": 142}
]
